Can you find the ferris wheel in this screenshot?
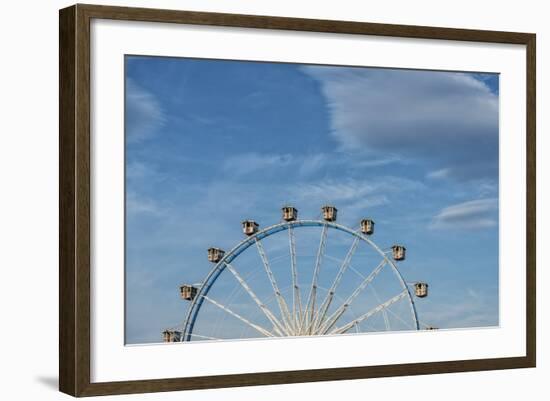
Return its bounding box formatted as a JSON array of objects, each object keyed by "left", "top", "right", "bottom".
[{"left": 162, "top": 205, "right": 432, "bottom": 343}]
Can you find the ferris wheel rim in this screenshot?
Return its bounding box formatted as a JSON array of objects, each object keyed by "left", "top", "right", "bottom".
[{"left": 182, "top": 219, "right": 419, "bottom": 341}]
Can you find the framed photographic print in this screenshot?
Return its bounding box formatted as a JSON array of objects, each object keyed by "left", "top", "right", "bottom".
[{"left": 59, "top": 4, "right": 536, "bottom": 397}]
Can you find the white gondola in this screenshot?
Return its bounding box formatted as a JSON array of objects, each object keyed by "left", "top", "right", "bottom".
[
  {"left": 282, "top": 206, "right": 298, "bottom": 222},
  {"left": 322, "top": 205, "right": 337, "bottom": 222},
  {"left": 392, "top": 245, "right": 406, "bottom": 261},
  {"left": 207, "top": 247, "right": 225, "bottom": 263},
  {"left": 360, "top": 219, "right": 375, "bottom": 235},
  {"left": 414, "top": 282, "right": 428, "bottom": 298},
  {"left": 242, "top": 220, "right": 259, "bottom": 236},
  {"left": 180, "top": 284, "right": 198, "bottom": 301}
]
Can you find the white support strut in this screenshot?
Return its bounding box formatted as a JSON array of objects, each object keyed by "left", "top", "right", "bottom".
[
  {"left": 189, "top": 333, "right": 222, "bottom": 341},
  {"left": 310, "top": 236, "right": 360, "bottom": 333},
  {"left": 255, "top": 239, "right": 294, "bottom": 332},
  {"left": 319, "top": 258, "right": 388, "bottom": 334},
  {"left": 330, "top": 290, "right": 407, "bottom": 334},
  {"left": 288, "top": 226, "right": 302, "bottom": 331},
  {"left": 350, "top": 265, "right": 392, "bottom": 331},
  {"left": 224, "top": 262, "right": 287, "bottom": 336},
  {"left": 301, "top": 224, "right": 328, "bottom": 334},
  {"left": 202, "top": 295, "right": 274, "bottom": 338}
]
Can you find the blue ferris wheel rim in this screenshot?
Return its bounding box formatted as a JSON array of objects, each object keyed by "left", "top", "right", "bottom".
[{"left": 182, "top": 219, "right": 419, "bottom": 340}]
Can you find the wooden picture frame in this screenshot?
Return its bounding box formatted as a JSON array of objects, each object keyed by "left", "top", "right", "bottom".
[{"left": 59, "top": 3, "right": 536, "bottom": 397}]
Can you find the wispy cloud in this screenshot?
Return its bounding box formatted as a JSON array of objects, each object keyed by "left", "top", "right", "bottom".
[
  {"left": 426, "top": 168, "right": 451, "bottom": 180},
  {"left": 294, "top": 176, "right": 424, "bottom": 202},
  {"left": 126, "top": 191, "right": 163, "bottom": 216},
  {"left": 354, "top": 154, "right": 405, "bottom": 168},
  {"left": 222, "top": 152, "right": 294, "bottom": 176},
  {"left": 222, "top": 151, "right": 407, "bottom": 180},
  {"left": 126, "top": 78, "right": 166, "bottom": 143},
  {"left": 222, "top": 152, "right": 336, "bottom": 178},
  {"left": 430, "top": 198, "right": 498, "bottom": 229},
  {"left": 302, "top": 66, "right": 498, "bottom": 181},
  {"left": 127, "top": 161, "right": 158, "bottom": 180},
  {"left": 290, "top": 176, "right": 424, "bottom": 224},
  {"left": 298, "top": 153, "right": 328, "bottom": 176},
  {"left": 420, "top": 286, "right": 498, "bottom": 328}
]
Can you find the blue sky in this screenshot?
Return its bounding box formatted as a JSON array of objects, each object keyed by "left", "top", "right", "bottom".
[{"left": 125, "top": 56, "right": 499, "bottom": 344}]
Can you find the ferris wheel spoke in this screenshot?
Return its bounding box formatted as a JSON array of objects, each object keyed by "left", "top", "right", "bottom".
[
  {"left": 350, "top": 266, "right": 392, "bottom": 331},
  {"left": 301, "top": 223, "right": 328, "bottom": 334},
  {"left": 419, "top": 321, "right": 436, "bottom": 330},
  {"left": 318, "top": 258, "right": 388, "bottom": 334},
  {"left": 330, "top": 290, "right": 408, "bottom": 334},
  {"left": 383, "top": 302, "right": 416, "bottom": 329},
  {"left": 202, "top": 295, "right": 275, "bottom": 337},
  {"left": 255, "top": 239, "right": 294, "bottom": 332},
  {"left": 223, "top": 262, "right": 288, "bottom": 336},
  {"left": 370, "top": 285, "right": 392, "bottom": 331},
  {"left": 288, "top": 226, "right": 302, "bottom": 331},
  {"left": 310, "top": 236, "right": 360, "bottom": 333},
  {"left": 189, "top": 333, "right": 223, "bottom": 341}
]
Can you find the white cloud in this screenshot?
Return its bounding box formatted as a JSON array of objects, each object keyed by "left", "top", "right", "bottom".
[
  {"left": 430, "top": 198, "right": 498, "bottom": 229},
  {"left": 355, "top": 155, "right": 405, "bottom": 168},
  {"left": 426, "top": 168, "right": 450, "bottom": 180},
  {"left": 303, "top": 66, "right": 498, "bottom": 181},
  {"left": 126, "top": 78, "right": 166, "bottom": 143}
]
